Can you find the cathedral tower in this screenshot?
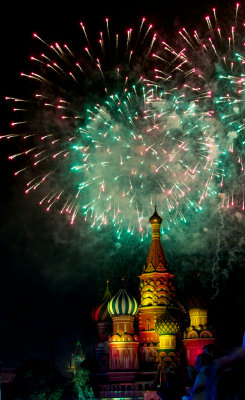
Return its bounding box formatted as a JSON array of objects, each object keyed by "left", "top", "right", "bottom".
[
  {"left": 138, "top": 208, "right": 177, "bottom": 364},
  {"left": 108, "top": 288, "right": 139, "bottom": 370},
  {"left": 183, "top": 289, "right": 216, "bottom": 366}
]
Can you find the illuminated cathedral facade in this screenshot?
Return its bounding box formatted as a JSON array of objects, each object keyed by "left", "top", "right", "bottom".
[{"left": 88, "top": 208, "right": 216, "bottom": 399}]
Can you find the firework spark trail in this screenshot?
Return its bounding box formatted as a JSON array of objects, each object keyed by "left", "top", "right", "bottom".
[
  {"left": 210, "top": 209, "right": 225, "bottom": 298},
  {"left": 74, "top": 84, "right": 220, "bottom": 237},
  {"left": 154, "top": 4, "right": 245, "bottom": 213},
  {"left": 4, "top": 16, "right": 224, "bottom": 238}
]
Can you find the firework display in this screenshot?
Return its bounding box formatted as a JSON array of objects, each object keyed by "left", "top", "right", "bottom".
[
  {"left": 3, "top": 6, "right": 245, "bottom": 238},
  {"left": 156, "top": 4, "right": 245, "bottom": 210}
]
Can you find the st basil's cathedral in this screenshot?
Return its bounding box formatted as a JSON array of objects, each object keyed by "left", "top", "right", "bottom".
[{"left": 75, "top": 208, "right": 216, "bottom": 399}]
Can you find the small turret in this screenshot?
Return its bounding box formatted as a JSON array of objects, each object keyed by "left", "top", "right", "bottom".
[
  {"left": 183, "top": 285, "right": 216, "bottom": 366},
  {"left": 108, "top": 286, "right": 139, "bottom": 370}
]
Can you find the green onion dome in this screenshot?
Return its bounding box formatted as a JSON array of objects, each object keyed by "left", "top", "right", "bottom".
[
  {"left": 155, "top": 309, "right": 181, "bottom": 335},
  {"left": 107, "top": 288, "right": 138, "bottom": 316}
]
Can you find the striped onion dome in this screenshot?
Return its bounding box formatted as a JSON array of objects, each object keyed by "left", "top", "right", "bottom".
[
  {"left": 107, "top": 289, "right": 138, "bottom": 316},
  {"left": 155, "top": 309, "right": 181, "bottom": 336},
  {"left": 91, "top": 281, "right": 112, "bottom": 322}
]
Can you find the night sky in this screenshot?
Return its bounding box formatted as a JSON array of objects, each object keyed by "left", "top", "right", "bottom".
[{"left": 1, "top": 0, "right": 245, "bottom": 368}]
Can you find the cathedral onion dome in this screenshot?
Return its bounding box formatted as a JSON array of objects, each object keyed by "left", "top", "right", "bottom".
[
  {"left": 149, "top": 208, "right": 162, "bottom": 224},
  {"left": 91, "top": 281, "right": 112, "bottom": 322},
  {"left": 186, "top": 287, "right": 207, "bottom": 311},
  {"left": 121, "top": 334, "right": 133, "bottom": 342},
  {"left": 107, "top": 288, "right": 138, "bottom": 316},
  {"left": 155, "top": 309, "right": 181, "bottom": 336},
  {"left": 110, "top": 334, "right": 121, "bottom": 342},
  {"left": 110, "top": 333, "right": 138, "bottom": 342}
]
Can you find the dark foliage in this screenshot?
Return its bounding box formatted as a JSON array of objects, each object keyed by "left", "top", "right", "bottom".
[{"left": 2, "top": 357, "right": 75, "bottom": 400}]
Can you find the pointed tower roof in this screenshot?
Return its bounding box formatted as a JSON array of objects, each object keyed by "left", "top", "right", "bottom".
[{"left": 143, "top": 207, "right": 168, "bottom": 273}]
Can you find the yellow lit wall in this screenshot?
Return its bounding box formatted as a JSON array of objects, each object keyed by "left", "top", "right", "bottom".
[
  {"left": 189, "top": 309, "right": 207, "bottom": 327},
  {"left": 159, "top": 334, "right": 176, "bottom": 350}
]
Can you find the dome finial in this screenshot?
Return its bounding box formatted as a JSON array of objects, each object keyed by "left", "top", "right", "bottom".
[{"left": 149, "top": 204, "right": 162, "bottom": 225}]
